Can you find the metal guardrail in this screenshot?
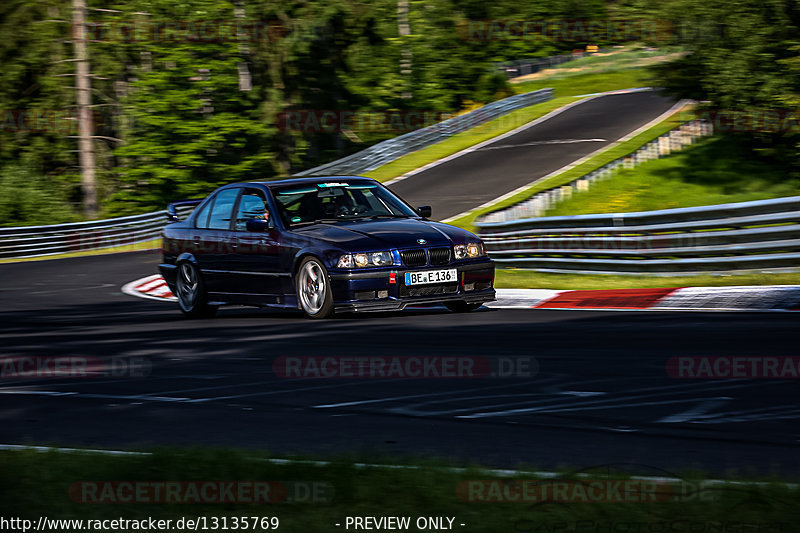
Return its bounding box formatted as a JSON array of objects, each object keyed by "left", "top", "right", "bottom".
[
  {"left": 477, "top": 196, "right": 800, "bottom": 274},
  {"left": 0, "top": 206, "right": 194, "bottom": 260},
  {"left": 495, "top": 52, "right": 593, "bottom": 79},
  {"left": 296, "top": 89, "right": 553, "bottom": 177}
]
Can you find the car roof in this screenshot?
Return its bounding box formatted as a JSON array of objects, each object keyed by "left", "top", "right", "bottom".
[{"left": 233, "top": 176, "right": 378, "bottom": 189}]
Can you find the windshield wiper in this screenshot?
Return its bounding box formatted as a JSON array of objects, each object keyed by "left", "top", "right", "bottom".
[
  {"left": 290, "top": 218, "right": 340, "bottom": 227},
  {"left": 361, "top": 214, "right": 411, "bottom": 219}
]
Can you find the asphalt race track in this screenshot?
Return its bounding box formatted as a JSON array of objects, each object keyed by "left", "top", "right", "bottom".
[
  {"left": 2, "top": 251, "right": 799, "bottom": 477},
  {"left": 389, "top": 90, "right": 678, "bottom": 220},
  {"left": 2, "top": 92, "right": 798, "bottom": 478}
]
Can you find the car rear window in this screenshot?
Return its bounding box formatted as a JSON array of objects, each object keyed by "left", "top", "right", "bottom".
[{"left": 207, "top": 188, "right": 240, "bottom": 230}]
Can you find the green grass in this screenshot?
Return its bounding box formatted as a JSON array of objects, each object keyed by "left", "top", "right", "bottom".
[
  {"left": 512, "top": 47, "right": 683, "bottom": 83},
  {"left": 2, "top": 448, "right": 797, "bottom": 533},
  {"left": 495, "top": 269, "right": 800, "bottom": 290},
  {"left": 511, "top": 67, "right": 654, "bottom": 98},
  {"left": 542, "top": 135, "right": 800, "bottom": 216},
  {"left": 363, "top": 68, "right": 654, "bottom": 183},
  {"left": 447, "top": 104, "right": 687, "bottom": 232},
  {"left": 545, "top": 47, "right": 678, "bottom": 71}
]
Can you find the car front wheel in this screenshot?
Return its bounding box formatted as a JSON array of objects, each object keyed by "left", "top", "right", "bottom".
[
  {"left": 296, "top": 257, "right": 334, "bottom": 319},
  {"left": 175, "top": 261, "right": 218, "bottom": 318}
]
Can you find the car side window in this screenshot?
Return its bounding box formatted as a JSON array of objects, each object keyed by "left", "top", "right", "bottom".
[
  {"left": 207, "top": 188, "right": 240, "bottom": 230},
  {"left": 193, "top": 198, "right": 214, "bottom": 229},
  {"left": 234, "top": 190, "right": 271, "bottom": 231}
]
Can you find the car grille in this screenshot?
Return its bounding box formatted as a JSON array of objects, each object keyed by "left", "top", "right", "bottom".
[
  {"left": 399, "top": 283, "right": 459, "bottom": 298},
  {"left": 400, "top": 249, "right": 427, "bottom": 267},
  {"left": 428, "top": 247, "right": 451, "bottom": 266}
]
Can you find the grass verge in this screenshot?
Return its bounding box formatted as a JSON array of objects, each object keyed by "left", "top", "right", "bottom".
[
  {"left": 541, "top": 135, "right": 800, "bottom": 216},
  {"left": 511, "top": 67, "right": 653, "bottom": 98},
  {"left": 509, "top": 47, "right": 683, "bottom": 85},
  {"left": 495, "top": 269, "right": 800, "bottom": 290},
  {"left": 1, "top": 448, "right": 797, "bottom": 533}
]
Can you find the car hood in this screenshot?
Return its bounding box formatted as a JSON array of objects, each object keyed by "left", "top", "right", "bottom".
[{"left": 292, "top": 218, "right": 477, "bottom": 250}]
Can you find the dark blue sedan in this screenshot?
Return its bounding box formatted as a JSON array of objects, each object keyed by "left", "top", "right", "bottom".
[{"left": 159, "top": 176, "right": 495, "bottom": 318}]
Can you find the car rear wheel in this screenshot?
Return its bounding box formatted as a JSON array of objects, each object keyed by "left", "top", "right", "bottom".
[
  {"left": 296, "top": 257, "right": 334, "bottom": 319},
  {"left": 176, "top": 262, "right": 218, "bottom": 318},
  {"left": 445, "top": 302, "right": 482, "bottom": 313}
]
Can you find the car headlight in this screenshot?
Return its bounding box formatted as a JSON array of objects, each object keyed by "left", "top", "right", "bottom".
[
  {"left": 337, "top": 251, "right": 394, "bottom": 268},
  {"left": 454, "top": 242, "right": 485, "bottom": 259},
  {"left": 354, "top": 253, "right": 369, "bottom": 267},
  {"left": 370, "top": 251, "right": 393, "bottom": 266}
]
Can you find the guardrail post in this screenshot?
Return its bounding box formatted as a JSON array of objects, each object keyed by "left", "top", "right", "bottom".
[{"left": 658, "top": 135, "right": 671, "bottom": 156}]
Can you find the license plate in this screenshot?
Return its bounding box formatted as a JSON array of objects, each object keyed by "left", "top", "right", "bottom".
[{"left": 404, "top": 269, "right": 458, "bottom": 286}]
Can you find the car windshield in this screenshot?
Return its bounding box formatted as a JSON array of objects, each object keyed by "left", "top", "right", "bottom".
[{"left": 271, "top": 181, "right": 418, "bottom": 227}]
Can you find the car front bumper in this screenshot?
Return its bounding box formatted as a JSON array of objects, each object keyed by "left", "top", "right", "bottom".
[
  {"left": 159, "top": 263, "right": 178, "bottom": 293},
  {"left": 328, "top": 259, "right": 495, "bottom": 312}
]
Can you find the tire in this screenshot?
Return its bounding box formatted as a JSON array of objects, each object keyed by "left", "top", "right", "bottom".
[
  {"left": 445, "top": 301, "right": 482, "bottom": 313},
  {"left": 296, "top": 256, "right": 334, "bottom": 319},
  {"left": 175, "top": 261, "right": 218, "bottom": 318}
]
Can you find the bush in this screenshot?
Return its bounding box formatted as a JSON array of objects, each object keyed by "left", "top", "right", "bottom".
[{"left": 0, "top": 166, "right": 79, "bottom": 227}]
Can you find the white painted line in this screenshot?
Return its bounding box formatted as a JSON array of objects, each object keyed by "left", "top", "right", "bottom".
[
  {"left": 653, "top": 285, "right": 800, "bottom": 312},
  {"left": 184, "top": 379, "right": 400, "bottom": 404},
  {"left": 0, "top": 389, "right": 191, "bottom": 403},
  {"left": 475, "top": 138, "right": 606, "bottom": 151},
  {"left": 657, "top": 399, "right": 732, "bottom": 424},
  {"left": 314, "top": 380, "right": 535, "bottom": 409},
  {"left": 488, "top": 288, "right": 564, "bottom": 308},
  {"left": 456, "top": 381, "right": 758, "bottom": 420},
  {"left": 574, "top": 87, "right": 656, "bottom": 98},
  {"left": 0, "top": 444, "right": 147, "bottom": 456},
  {"left": 440, "top": 97, "right": 692, "bottom": 223}
]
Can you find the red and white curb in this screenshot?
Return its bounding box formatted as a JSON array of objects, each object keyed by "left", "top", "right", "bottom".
[
  {"left": 501, "top": 286, "right": 800, "bottom": 311},
  {"left": 122, "top": 275, "right": 800, "bottom": 312},
  {"left": 122, "top": 274, "right": 177, "bottom": 302}
]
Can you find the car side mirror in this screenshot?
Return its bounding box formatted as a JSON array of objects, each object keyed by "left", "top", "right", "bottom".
[
  {"left": 416, "top": 205, "right": 432, "bottom": 218},
  {"left": 166, "top": 206, "right": 180, "bottom": 222},
  {"left": 246, "top": 218, "right": 270, "bottom": 232}
]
